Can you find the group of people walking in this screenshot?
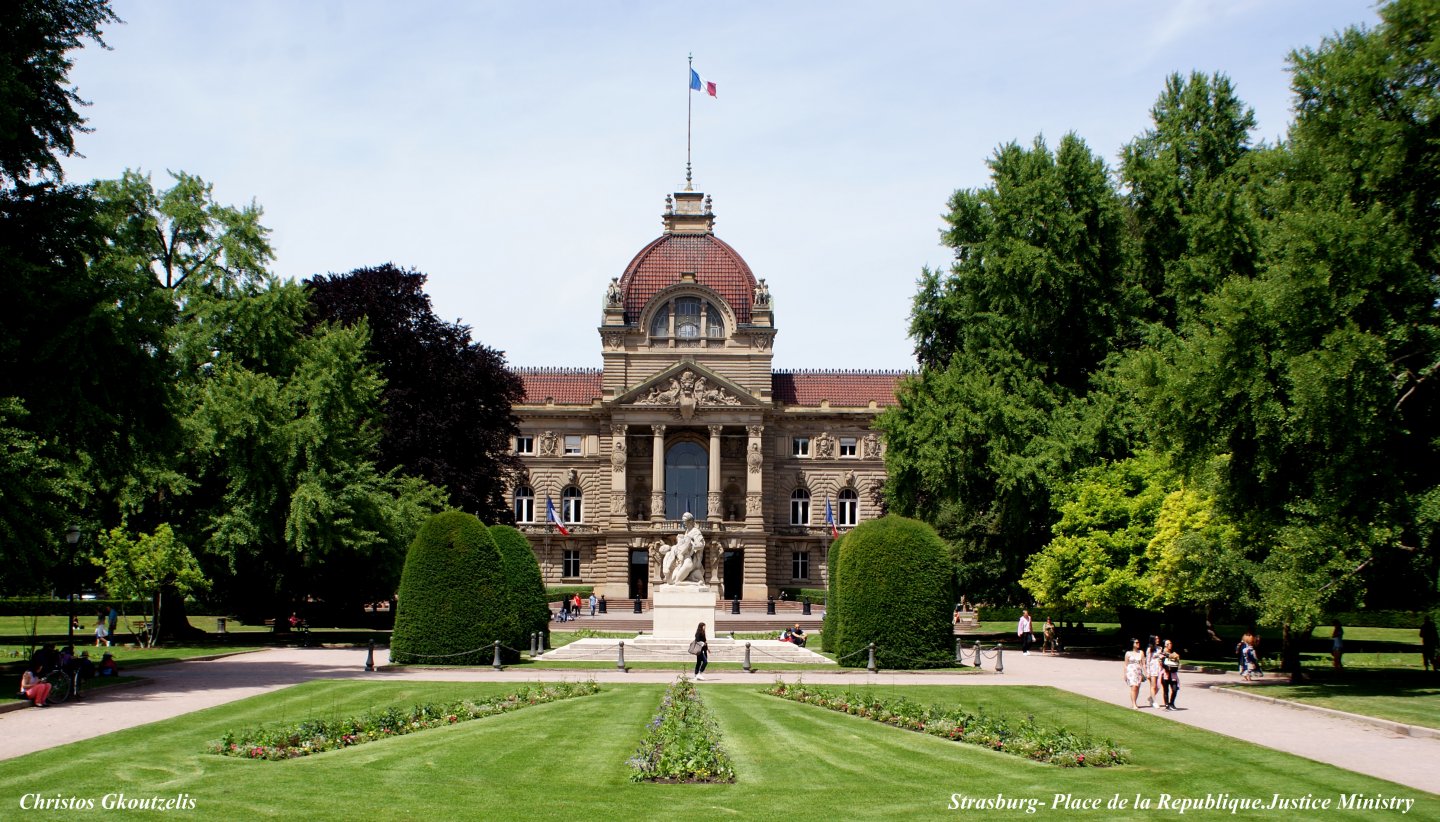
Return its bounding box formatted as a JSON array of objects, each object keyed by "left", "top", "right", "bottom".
[
  {"left": 1123, "top": 635, "right": 1181, "bottom": 710},
  {"left": 555, "top": 593, "right": 599, "bottom": 622}
]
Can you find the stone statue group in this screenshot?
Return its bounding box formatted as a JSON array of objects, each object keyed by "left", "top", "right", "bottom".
[{"left": 654, "top": 512, "right": 706, "bottom": 586}]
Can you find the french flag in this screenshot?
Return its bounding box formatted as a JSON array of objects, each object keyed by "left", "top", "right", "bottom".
[
  {"left": 825, "top": 497, "right": 839, "bottom": 538},
  {"left": 689, "top": 68, "right": 717, "bottom": 98},
  {"left": 547, "top": 496, "right": 570, "bottom": 536}
]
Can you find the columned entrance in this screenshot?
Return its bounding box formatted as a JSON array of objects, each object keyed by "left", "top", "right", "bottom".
[
  {"left": 664, "top": 440, "right": 708, "bottom": 520},
  {"left": 628, "top": 548, "right": 649, "bottom": 599}
]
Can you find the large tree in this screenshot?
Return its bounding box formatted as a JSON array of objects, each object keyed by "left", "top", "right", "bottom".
[
  {"left": 1131, "top": 0, "right": 1440, "bottom": 667},
  {"left": 305, "top": 264, "right": 524, "bottom": 519},
  {"left": 879, "top": 134, "right": 1131, "bottom": 600},
  {"left": 0, "top": 0, "right": 119, "bottom": 186}
]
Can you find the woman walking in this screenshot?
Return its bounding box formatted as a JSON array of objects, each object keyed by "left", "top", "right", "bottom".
[
  {"left": 1160, "top": 639, "right": 1181, "bottom": 710},
  {"left": 692, "top": 622, "right": 710, "bottom": 681},
  {"left": 1123, "top": 638, "right": 1144, "bottom": 709},
  {"left": 1145, "top": 635, "right": 1163, "bottom": 708}
]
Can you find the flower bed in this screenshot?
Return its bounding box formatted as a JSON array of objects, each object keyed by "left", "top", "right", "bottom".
[
  {"left": 211, "top": 681, "right": 600, "bottom": 760},
  {"left": 627, "top": 677, "right": 736, "bottom": 783},
  {"left": 763, "top": 681, "right": 1128, "bottom": 767}
]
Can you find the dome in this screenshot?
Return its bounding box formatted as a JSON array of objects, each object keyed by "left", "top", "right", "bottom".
[{"left": 617, "top": 232, "right": 758, "bottom": 326}]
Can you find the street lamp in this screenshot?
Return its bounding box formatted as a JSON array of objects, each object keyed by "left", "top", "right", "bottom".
[{"left": 65, "top": 525, "right": 81, "bottom": 645}]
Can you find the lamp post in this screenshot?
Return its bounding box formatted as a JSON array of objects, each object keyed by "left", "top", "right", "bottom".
[{"left": 64, "top": 525, "right": 81, "bottom": 646}]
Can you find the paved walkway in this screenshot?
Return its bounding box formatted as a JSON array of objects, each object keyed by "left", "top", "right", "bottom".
[{"left": 1, "top": 647, "right": 1436, "bottom": 795}]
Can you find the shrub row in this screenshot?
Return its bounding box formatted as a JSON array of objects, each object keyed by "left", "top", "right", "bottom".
[
  {"left": 777, "top": 587, "right": 826, "bottom": 602},
  {"left": 210, "top": 681, "right": 600, "bottom": 760},
  {"left": 0, "top": 599, "right": 149, "bottom": 617},
  {"left": 764, "top": 681, "right": 1129, "bottom": 768},
  {"left": 1327, "top": 610, "right": 1440, "bottom": 629},
  {"left": 627, "top": 677, "right": 735, "bottom": 783},
  {"left": 544, "top": 585, "right": 596, "bottom": 599}
]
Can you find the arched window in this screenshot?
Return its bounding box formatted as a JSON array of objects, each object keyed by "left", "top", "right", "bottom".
[
  {"left": 650, "top": 305, "right": 670, "bottom": 337},
  {"left": 837, "top": 488, "right": 858, "bottom": 527},
  {"left": 790, "top": 488, "right": 811, "bottom": 526},
  {"left": 648, "top": 296, "right": 727, "bottom": 342},
  {"left": 562, "top": 486, "right": 583, "bottom": 524},
  {"left": 706, "top": 303, "right": 725, "bottom": 338},
  {"left": 514, "top": 486, "right": 534, "bottom": 523}
]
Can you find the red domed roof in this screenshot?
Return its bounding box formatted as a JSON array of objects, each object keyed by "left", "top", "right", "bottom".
[{"left": 617, "top": 233, "right": 758, "bottom": 325}]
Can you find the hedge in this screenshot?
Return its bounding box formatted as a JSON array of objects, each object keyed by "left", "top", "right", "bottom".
[
  {"left": 820, "top": 533, "right": 846, "bottom": 653},
  {"left": 390, "top": 511, "right": 509, "bottom": 665},
  {"left": 544, "top": 585, "right": 596, "bottom": 599},
  {"left": 830, "top": 516, "right": 954, "bottom": 669},
  {"left": 0, "top": 599, "right": 149, "bottom": 617},
  {"left": 489, "top": 524, "right": 552, "bottom": 651}
]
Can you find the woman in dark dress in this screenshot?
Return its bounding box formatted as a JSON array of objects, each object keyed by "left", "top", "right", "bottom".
[{"left": 693, "top": 622, "right": 709, "bottom": 681}]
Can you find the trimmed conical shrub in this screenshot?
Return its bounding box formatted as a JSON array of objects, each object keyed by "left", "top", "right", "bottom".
[
  {"left": 831, "top": 515, "right": 955, "bottom": 669},
  {"left": 390, "top": 511, "right": 508, "bottom": 665},
  {"left": 489, "top": 524, "right": 551, "bottom": 652}
]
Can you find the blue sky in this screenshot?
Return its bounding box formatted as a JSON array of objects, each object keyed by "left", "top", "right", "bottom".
[{"left": 60, "top": 1, "right": 1379, "bottom": 370}]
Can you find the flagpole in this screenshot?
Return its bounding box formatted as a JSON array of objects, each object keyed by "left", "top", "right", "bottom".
[{"left": 686, "top": 53, "right": 693, "bottom": 190}]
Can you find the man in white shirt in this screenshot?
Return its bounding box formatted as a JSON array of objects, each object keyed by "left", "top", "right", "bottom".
[{"left": 1017, "top": 610, "right": 1033, "bottom": 655}]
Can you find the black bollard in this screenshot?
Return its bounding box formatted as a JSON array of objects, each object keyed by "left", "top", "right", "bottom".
[
  {"left": 766, "top": 597, "right": 776, "bottom": 615},
  {"left": 364, "top": 638, "right": 375, "bottom": 672},
  {"left": 598, "top": 595, "right": 607, "bottom": 614},
  {"left": 633, "top": 597, "right": 642, "bottom": 613},
  {"left": 802, "top": 597, "right": 812, "bottom": 616},
  {"left": 731, "top": 597, "right": 740, "bottom": 615}
]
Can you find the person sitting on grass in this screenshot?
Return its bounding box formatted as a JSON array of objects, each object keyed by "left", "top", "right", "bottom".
[
  {"left": 18, "top": 665, "right": 51, "bottom": 707},
  {"left": 98, "top": 652, "right": 118, "bottom": 677}
]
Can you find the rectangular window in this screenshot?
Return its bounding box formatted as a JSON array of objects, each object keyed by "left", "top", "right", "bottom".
[
  {"left": 792, "top": 551, "right": 810, "bottom": 580},
  {"left": 515, "top": 436, "right": 534, "bottom": 455},
  {"left": 840, "top": 437, "right": 857, "bottom": 458},
  {"left": 838, "top": 496, "right": 858, "bottom": 527},
  {"left": 564, "top": 435, "right": 582, "bottom": 456},
  {"left": 562, "top": 549, "right": 580, "bottom": 578},
  {"left": 792, "top": 437, "right": 810, "bottom": 457}
]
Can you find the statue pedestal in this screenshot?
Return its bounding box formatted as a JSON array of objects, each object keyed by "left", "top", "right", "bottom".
[{"left": 650, "top": 584, "right": 717, "bottom": 640}]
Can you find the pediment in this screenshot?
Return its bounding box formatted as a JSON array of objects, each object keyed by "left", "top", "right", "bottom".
[{"left": 613, "top": 362, "right": 763, "bottom": 414}]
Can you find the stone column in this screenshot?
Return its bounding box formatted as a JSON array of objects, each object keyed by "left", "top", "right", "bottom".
[
  {"left": 650, "top": 424, "right": 666, "bottom": 522},
  {"left": 745, "top": 423, "right": 764, "bottom": 527},
  {"left": 707, "top": 424, "right": 723, "bottom": 523}
]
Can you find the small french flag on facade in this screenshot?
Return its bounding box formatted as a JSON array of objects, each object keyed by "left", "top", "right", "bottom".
[
  {"left": 825, "top": 497, "right": 839, "bottom": 538},
  {"left": 689, "top": 67, "right": 717, "bottom": 98},
  {"left": 547, "top": 496, "right": 570, "bottom": 536}
]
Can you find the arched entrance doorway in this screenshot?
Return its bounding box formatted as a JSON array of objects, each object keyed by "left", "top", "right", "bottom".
[{"left": 664, "top": 440, "right": 708, "bottom": 520}]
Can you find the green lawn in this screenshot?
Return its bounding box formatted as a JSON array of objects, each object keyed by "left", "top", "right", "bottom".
[
  {"left": 0, "top": 681, "right": 1431, "bottom": 820},
  {"left": 1230, "top": 670, "right": 1440, "bottom": 730}
]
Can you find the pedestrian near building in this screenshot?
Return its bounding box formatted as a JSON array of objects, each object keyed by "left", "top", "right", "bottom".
[
  {"left": 1017, "top": 610, "right": 1033, "bottom": 655},
  {"left": 588, "top": 593, "right": 597, "bottom": 617}
]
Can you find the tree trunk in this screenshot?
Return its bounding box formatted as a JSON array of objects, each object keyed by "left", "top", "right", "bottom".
[
  {"left": 1281, "top": 622, "right": 1304, "bottom": 684},
  {"left": 151, "top": 585, "right": 206, "bottom": 644}
]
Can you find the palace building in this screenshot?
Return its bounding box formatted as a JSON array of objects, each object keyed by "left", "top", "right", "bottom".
[{"left": 510, "top": 185, "right": 905, "bottom": 601}]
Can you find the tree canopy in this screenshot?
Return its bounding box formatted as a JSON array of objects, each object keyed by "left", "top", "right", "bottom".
[{"left": 305, "top": 264, "right": 524, "bottom": 520}]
